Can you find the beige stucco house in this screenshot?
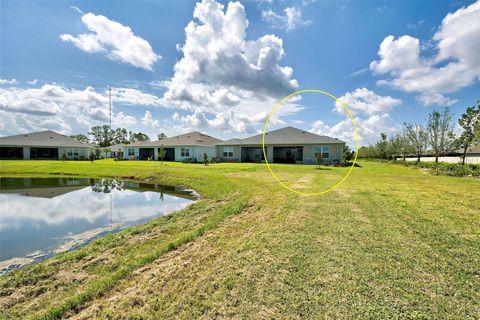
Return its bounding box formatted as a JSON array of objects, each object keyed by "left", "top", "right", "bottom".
[
  {"left": 122, "top": 131, "right": 222, "bottom": 162},
  {"left": 0, "top": 130, "right": 95, "bottom": 160},
  {"left": 215, "top": 127, "right": 345, "bottom": 164}
]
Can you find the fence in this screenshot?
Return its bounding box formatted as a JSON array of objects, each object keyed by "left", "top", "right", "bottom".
[{"left": 396, "top": 156, "right": 480, "bottom": 165}]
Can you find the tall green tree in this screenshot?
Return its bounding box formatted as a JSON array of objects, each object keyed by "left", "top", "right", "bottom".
[
  {"left": 157, "top": 132, "right": 167, "bottom": 140},
  {"left": 427, "top": 107, "right": 455, "bottom": 174},
  {"left": 475, "top": 118, "right": 480, "bottom": 144},
  {"left": 70, "top": 134, "right": 89, "bottom": 144},
  {"left": 357, "top": 145, "right": 378, "bottom": 158},
  {"left": 388, "top": 133, "right": 410, "bottom": 161},
  {"left": 456, "top": 101, "right": 480, "bottom": 165},
  {"left": 404, "top": 122, "right": 428, "bottom": 162},
  {"left": 376, "top": 133, "right": 389, "bottom": 159},
  {"left": 343, "top": 145, "right": 354, "bottom": 162},
  {"left": 113, "top": 128, "right": 129, "bottom": 144},
  {"left": 89, "top": 125, "right": 114, "bottom": 147},
  {"left": 128, "top": 131, "right": 151, "bottom": 143}
]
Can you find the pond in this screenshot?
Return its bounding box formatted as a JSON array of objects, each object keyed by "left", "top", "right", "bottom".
[{"left": 0, "top": 177, "right": 196, "bottom": 274}]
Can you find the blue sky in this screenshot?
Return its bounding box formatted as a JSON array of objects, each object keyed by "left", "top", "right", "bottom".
[{"left": 1, "top": 0, "right": 479, "bottom": 146}]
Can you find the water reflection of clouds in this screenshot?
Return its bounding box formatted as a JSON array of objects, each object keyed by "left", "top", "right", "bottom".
[{"left": 0, "top": 188, "right": 192, "bottom": 230}]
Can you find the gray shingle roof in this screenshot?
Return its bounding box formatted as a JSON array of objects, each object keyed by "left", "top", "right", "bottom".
[
  {"left": 216, "top": 127, "right": 345, "bottom": 146},
  {"left": 456, "top": 145, "right": 480, "bottom": 154},
  {"left": 128, "top": 131, "right": 222, "bottom": 147},
  {"left": 0, "top": 130, "right": 95, "bottom": 148}
]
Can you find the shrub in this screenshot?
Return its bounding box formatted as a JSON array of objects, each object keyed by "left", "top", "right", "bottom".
[
  {"left": 394, "top": 160, "right": 479, "bottom": 177},
  {"left": 89, "top": 151, "right": 95, "bottom": 163}
]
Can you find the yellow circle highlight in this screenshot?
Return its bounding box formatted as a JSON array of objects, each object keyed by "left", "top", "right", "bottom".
[{"left": 262, "top": 89, "right": 360, "bottom": 196}]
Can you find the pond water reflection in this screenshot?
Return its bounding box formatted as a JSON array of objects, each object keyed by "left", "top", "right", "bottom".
[{"left": 0, "top": 177, "right": 195, "bottom": 274}]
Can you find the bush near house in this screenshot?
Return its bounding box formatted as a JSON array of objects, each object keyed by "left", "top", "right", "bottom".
[
  {"left": 397, "top": 160, "right": 480, "bottom": 177},
  {"left": 363, "top": 158, "right": 480, "bottom": 177}
]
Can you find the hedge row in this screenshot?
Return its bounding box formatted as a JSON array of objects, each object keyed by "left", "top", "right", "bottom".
[{"left": 396, "top": 160, "right": 480, "bottom": 177}]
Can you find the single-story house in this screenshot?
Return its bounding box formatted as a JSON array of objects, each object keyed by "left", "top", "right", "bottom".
[
  {"left": 122, "top": 131, "right": 222, "bottom": 162},
  {"left": 0, "top": 130, "right": 95, "bottom": 160},
  {"left": 215, "top": 126, "right": 345, "bottom": 164}
]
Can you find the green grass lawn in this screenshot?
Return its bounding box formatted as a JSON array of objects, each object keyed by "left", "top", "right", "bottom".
[{"left": 0, "top": 160, "right": 479, "bottom": 319}]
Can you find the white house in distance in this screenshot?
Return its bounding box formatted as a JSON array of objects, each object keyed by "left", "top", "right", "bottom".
[
  {"left": 216, "top": 127, "right": 346, "bottom": 164},
  {"left": 122, "top": 131, "right": 222, "bottom": 162},
  {"left": 0, "top": 130, "right": 95, "bottom": 160}
]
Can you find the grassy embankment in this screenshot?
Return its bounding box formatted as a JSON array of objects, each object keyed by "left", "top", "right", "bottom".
[{"left": 0, "top": 160, "right": 479, "bottom": 319}]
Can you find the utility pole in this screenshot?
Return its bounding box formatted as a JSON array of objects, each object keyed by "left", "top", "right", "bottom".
[{"left": 108, "top": 84, "right": 112, "bottom": 129}]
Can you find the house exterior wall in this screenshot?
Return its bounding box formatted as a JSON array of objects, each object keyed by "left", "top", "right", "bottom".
[
  {"left": 174, "top": 146, "right": 216, "bottom": 162},
  {"left": 58, "top": 147, "right": 91, "bottom": 160},
  {"left": 303, "top": 143, "right": 344, "bottom": 164},
  {"left": 23, "top": 146, "right": 30, "bottom": 160},
  {"left": 216, "top": 143, "right": 344, "bottom": 164},
  {"left": 216, "top": 145, "right": 242, "bottom": 162},
  {"left": 1, "top": 145, "right": 92, "bottom": 160},
  {"left": 197, "top": 146, "right": 216, "bottom": 161},
  {"left": 122, "top": 145, "right": 216, "bottom": 162},
  {"left": 174, "top": 146, "right": 194, "bottom": 162},
  {"left": 123, "top": 147, "right": 140, "bottom": 160}
]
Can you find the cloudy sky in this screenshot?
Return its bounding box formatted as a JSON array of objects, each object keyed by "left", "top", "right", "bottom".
[{"left": 1, "top": 0, "right": 479, "bottom": 146}]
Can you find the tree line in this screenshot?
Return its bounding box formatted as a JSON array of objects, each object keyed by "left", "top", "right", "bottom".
[
  {"left": 70, "top": 125, "right": 168, "bottom": 148},
  {"left": 358, "top": 100, "right": 480, "bottom": 168}
]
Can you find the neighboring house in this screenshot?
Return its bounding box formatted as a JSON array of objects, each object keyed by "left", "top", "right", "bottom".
[
  {"left": 122, "top": 131, "right": 222, "bottom": 162},
  {"left": 0, "top": 130, "right": 95, "bottom": 160},
  {"left": 215, "top": 126, "right": 345, "bottom": 164},
  {"left": 460, "top": 145, "right": 480, "bottom": 158},
  {"left": 105, "top": 144, "right": 126, "bottom": 158},
  {"left": 398, "top": 145, "right": 480, "bottom": 164}
]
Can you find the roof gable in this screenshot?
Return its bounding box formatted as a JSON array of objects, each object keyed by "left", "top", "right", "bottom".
[
  {"left": 0, "top": 130, "right": 95, "bottom": 148},
  {"left": 216, "top": 126, "right": 345, "bottom": 145},
  {"left": 129, "top": 131, "right": 222, "bottom": 147}
]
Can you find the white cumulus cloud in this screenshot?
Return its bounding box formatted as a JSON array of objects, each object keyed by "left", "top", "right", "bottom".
[
  {"left": 335, "top": 88, "right": 402, "bottom": 116},
  {"left": 141, "top": 110, "right": 160, "bottom": 129},
  {"left": 312, "top": 113, "right": 400, "bottom": 147},
  {"left": 370, "top": 1, "right": 480, "bottom": 106},
  {"left": 262, "top": 7, "right": 312, "bottom": 31},
  {"left": 0, "top": 79, "right": 19, "bottom": 85},
  {"left": 162, "top": 0, "right": 300, "bottom": 133},
  {"left": 60, "top": 11, "right": 160, "bottom": 70},
  {"left": 0, "top": 84, "right": 170, "bottom": 136},
  {"left": 416, "top": 93, "right": 458, "bottom": 107},
  {"left": 310, "top": 88, "right": 403, "bottom": 146}
]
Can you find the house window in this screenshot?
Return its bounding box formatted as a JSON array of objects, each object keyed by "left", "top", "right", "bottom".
[
  {"left": 314, "top": 146, "right": 330, "bottom": 159},
  {"left": 181, "top": 148, "right": 190, "bottom": 157},
  {"left": 67, "top": 148, "right": 79, "bottom": 157},
  {"left": 223, "top": 147, "right": 234, "bottom": 158},
  {"left": 127, "top": 148, "right": 135, "bottom": 156},
  {"left": 322, "top": 146, "right": 330, "bottom": 159}
]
